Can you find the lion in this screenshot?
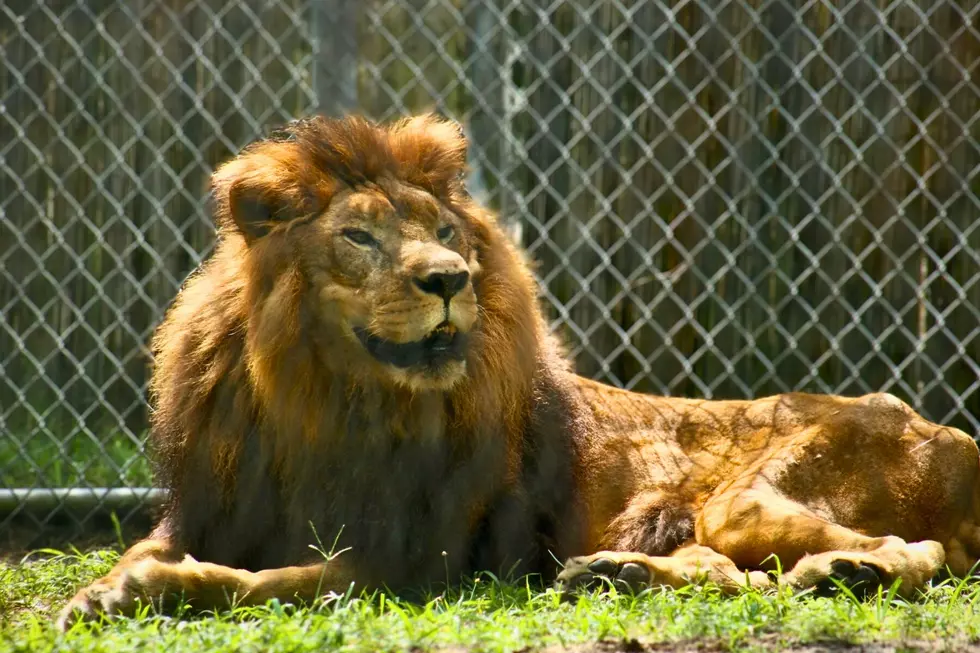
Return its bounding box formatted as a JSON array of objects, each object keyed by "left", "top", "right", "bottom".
[{"left": 58, "top": 113, "right": 980, "bottom": 629}]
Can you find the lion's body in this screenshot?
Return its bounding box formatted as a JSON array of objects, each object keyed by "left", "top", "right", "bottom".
[
  {"left": 573, "top": 381, "right": 980, "bottom": 576},
  {"left": 59, "top": 115, "right": 980, "bottom": 627}
]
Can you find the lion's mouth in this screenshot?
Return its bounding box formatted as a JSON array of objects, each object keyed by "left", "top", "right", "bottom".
[{"left": 353, "top": 322, "right": 468, "bottom": 369}]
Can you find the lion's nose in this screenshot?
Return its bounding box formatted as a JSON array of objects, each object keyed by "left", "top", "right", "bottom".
[{"left": 413, "top": 270, "right": 470, "bottom": 301}]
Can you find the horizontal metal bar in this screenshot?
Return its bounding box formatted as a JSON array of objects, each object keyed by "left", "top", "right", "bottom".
[{"left": 0, "top": 488, "right": 167, "bottom": 515}]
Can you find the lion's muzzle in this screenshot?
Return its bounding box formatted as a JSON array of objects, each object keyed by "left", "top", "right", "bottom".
[{"left": 354, "top": 322, "right": 468, "bottom": 369}]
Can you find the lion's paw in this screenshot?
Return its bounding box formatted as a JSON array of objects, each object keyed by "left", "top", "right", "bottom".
[
  {"left": 811, "top": 559, "right": 883, "bottom": 599},
  {"left": 785, "top": 538, "right": 944, "bottom": 600},
  {"left": 555, "top": 552, "right": 652, "bottom": 597},
  {"left": 785, "top": 552, "right": 889, "bottom": 600},
  {"left": 55, "top": 572, "right": 142, "bottom": 631}
]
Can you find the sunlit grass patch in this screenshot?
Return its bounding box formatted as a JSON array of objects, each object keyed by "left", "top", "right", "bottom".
[{"left": 3, "top": 549, "right": 980, "bottom": 652}]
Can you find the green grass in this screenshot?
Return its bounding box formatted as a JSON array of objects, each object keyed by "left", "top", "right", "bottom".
[
  {"left": 3, "top": 549, "right": 980, "bottom": 652},
  {"left": 0, "top": 432, "right": 151, "bottom": 488},
  {"left": 3, "top": 429, "right": 979, "bottom": 650}
]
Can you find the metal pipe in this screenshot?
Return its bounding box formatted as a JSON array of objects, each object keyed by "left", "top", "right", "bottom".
[{"left": 0, "top": 488, "right": 167, "bottom": 515}]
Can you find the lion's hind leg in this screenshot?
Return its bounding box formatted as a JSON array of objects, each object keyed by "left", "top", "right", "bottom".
[
  {"left": 698, "top": 486, "right": 946, "bottom": 600},
  {"left": 781, "top": 538, "right": 944, "bottom": 599},
  {"left": 558, "top": 481, "right": 947, "bottom": 600}
]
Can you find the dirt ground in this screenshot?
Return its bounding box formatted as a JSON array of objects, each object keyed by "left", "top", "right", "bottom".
[
  {"left": 410, "top": 638, "right": 978, "bottom": 653},
  {"left": 535, "top": 639, "right": 976, "bottom": 652}
]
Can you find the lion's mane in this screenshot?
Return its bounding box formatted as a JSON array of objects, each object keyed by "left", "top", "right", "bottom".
[{"left": 145, "top": 115, "right": 588, "bottom": 588}]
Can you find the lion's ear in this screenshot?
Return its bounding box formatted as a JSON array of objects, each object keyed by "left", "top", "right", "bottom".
[
  {"left": 227, "top": 180, "right": 310, "bottom": 241},
  {"left": 228, "top": 178, "right": 322, "bottom": 241},
  {"left": 212, "top": 145, "right": 318, "bottom": 242}
]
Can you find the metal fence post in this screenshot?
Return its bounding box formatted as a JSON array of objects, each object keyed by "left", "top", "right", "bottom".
[
  {"left": 313, "top": 0, "right": 360, "bottom": 117},
  {"left": 464, "top": 0, "right": 519, "bottom": 243}
]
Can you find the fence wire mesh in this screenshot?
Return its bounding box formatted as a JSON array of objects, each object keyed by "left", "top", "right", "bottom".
[{"left": 2, "top": 0, "right": 979, "bottom": 537}]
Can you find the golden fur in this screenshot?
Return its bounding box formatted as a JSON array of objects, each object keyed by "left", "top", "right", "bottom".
[{"left": 59, "top": 114, "right": 980, "bottom": 628}]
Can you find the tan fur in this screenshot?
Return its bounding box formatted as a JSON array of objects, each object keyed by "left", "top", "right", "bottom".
[{"left": 58, "top": 115, "right": 980, "bottom": 629}]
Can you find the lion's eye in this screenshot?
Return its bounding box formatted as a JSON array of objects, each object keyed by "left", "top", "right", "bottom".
[
  {"left": 437, "top": 225, "right": 455, "bottom": 244},
  {"left": 343, "top": 228, "right": 378, "bottom": 249}
]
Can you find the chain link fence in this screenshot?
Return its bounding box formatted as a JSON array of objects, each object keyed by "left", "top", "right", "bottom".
[{"left": 2, "top": 0, "right": 979, "bottom": 541}]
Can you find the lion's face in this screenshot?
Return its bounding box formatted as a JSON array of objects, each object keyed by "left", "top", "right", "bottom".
[
  {"left": 214, "top": 114, "right": 500, "bottom": 391},
  {"left": 294, "top": 179, "right": 480, "bottom": 389}
]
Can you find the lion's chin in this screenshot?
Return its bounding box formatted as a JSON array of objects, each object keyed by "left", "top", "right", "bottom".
[{"left": 353, "top": 322, "right": 469, "bottom": 384}]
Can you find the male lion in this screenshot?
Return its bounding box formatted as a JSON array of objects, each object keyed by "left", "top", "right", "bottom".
[{"left": 59, "top": 114, "right": 980, "bottom": 628}]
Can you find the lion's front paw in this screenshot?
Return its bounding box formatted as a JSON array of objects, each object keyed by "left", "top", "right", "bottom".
[
  {"left": 56, "top": 572, "right": 141, "bottom": 631},
  {"left": 555, "top": 552, "right": 652, "bottom": 597}
]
